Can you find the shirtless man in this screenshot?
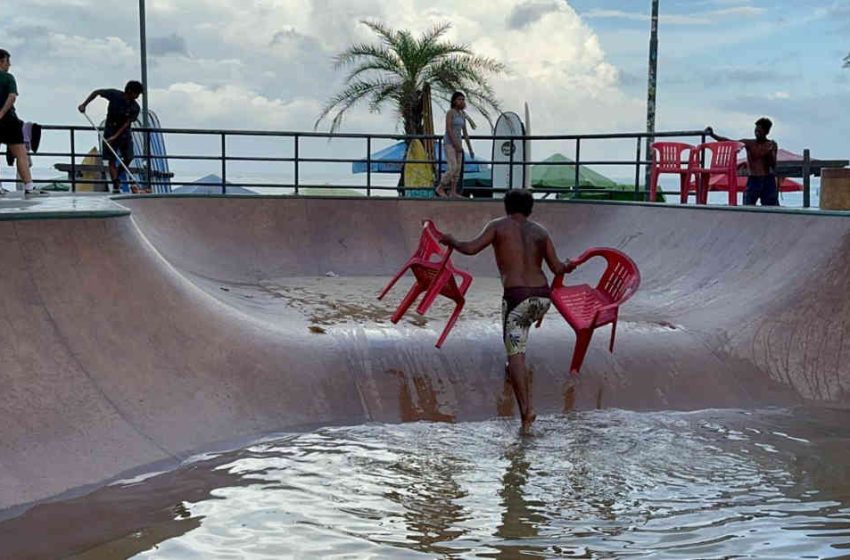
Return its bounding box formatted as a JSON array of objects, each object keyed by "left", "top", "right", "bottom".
[
  {"left": 440, "top": 189, "right": 574, "bottom": 434},
  {"left": 706, "top": 118, "right": 778, "bottom": 206}
]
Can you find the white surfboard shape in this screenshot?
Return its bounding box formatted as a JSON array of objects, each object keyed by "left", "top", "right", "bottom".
[
  {"left": 491, "top": 112, "right": 526, "bottom": 192},
  {"left": 523, "top": 102, "right": 532, "bottom": 189}
]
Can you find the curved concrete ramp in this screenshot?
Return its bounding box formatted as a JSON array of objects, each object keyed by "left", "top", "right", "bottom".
[{"left": 1, "top": 195, "right": 849, "bottom": 513}]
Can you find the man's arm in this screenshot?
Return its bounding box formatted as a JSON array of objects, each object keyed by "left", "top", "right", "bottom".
[
  {"left": 78, "top": 89, "right": 106, "bottom": 113},
  {"left": 0, "top": 93, "right": 16, "bottom": 120},
  {"left": 440, "top": 221, "right": 496, "bottom": 255},
  {"left": 704, "top": 127, "right": 733, "bottom": 142},
  {"left": 544, "top": 236, "right": 575, "bottom": 276},
  {"left": 106, "top": 121, "right": 131, "bottom": 142}
]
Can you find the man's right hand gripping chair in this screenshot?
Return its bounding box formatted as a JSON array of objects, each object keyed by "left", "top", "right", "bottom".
[{"left": 550, "top": 248, "right": 641, "bottom": 375}]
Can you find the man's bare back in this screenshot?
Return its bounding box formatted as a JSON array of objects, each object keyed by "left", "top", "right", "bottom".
[
  {"left": 490, "top": 216, "right": 560, "bottom": 288},
  {"left": 440, "top": 215, "right": 570, "bottom": 286}
]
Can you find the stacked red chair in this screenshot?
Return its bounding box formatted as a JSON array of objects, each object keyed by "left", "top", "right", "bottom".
[
  {"left": 378, "top": 220, "right": 473, "bottom": 348},
  {"left": 550, "top": 248, "right": 641, "bottom": 375},
  {"left": 649, "top": 142, "right": 696, "bottom": 203}
]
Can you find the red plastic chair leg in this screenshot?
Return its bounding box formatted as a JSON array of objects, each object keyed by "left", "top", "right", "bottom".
[
  {"left": 570, "top": 329, "right": 594, "bottom": 376},
  {"left": 728, "top": 172, "right": 737, "bottom": 206},
  {"left": 378, "top": 264, "right": 411, "bottom": 300},
  {"left": 609, "top": 319, "right": 618, "bottom": 352},
  {"left": 435, "top": 299, "right": 465, "bottom": 348},
  {"left": 679, "top": 173, "right": 689, "bottom": 204},
  {"left": 416, "top": 271, "right": 448, "bottom": 316},
  {"left": 649, "top": 168, "right": 659, "bottom": 202},
  {"left": 392, "top": 282, "right": 426, "bottom": 324}
]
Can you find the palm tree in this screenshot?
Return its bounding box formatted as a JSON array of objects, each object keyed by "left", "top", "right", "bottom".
[{"left": 315, "top": 20, "right": 505, "bottom": 134}]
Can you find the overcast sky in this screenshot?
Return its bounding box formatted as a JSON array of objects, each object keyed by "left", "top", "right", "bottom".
[{"left": 2, "top": 0, "right": 848, "bottom": 185}]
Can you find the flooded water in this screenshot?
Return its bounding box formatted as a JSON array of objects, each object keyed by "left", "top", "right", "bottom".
[{"left": 4, "top": 407, "right": 850, "bottom": 559}]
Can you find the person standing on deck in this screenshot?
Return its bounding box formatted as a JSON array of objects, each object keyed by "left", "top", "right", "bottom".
[
  {"left": 706, "top": 118, "right": 778, "bottom": 206},
  {"left": 0, "top": 49, "right": 42, "bottom": 197},
  {"left": 435, "top": 92, "right": 474, "bottom": 198},
  {"left": 439, "top": 190, "right": 575, "bottom": 434},
  {"left": 78, "top": 81, "right": 143, "bottom": 194}
]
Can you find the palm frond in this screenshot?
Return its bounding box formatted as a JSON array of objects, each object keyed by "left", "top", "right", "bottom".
[
  {"left": 315, "top": 79, "right": 398, "bottom": 132},
  {"left": 316, "top": 20, "right": 505, "bottom": 132}
]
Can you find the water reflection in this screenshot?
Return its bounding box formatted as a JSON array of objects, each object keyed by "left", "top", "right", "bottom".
[{"left": 2, "top": 407, "right": 850, "bottom": 559}]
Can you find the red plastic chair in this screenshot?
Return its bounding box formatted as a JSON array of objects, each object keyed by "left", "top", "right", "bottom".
[
  {"left": 550, "top": 248, "right": 641, "bottom": 375},
  {"left": 689, "top": 141, "right": 744, "bottom": 205},
  {"left": 378, "top": 220, "right": 473, "bottom": 348},
  {"left": 649, "top": 142, "right": 696, "bottom": 203}
]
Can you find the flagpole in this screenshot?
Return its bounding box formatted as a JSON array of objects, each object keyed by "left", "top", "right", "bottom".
[
  {"left": 644, "top": 0, "right": 659, "bottom": 193},
  {"left": 139, "top": 0, "right": 150, "bottom": 189}
]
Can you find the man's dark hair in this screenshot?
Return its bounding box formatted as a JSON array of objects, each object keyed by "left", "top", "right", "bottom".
[
  {"left": 0, "top": 49, "right": 9, "bottom": 62},
  {"left": 125, "top": 80, "right": 144, "bottom": 95},
  {"left": 504, "top": 189, "right": 534, "bottom": 217},
  {"left": 755, "top": 117, "right": 772, "bottom": 132}
]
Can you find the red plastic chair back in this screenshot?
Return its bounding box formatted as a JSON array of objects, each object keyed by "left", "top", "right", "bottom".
[
  {"left": 693, "top": 141, "right": 743, "bottom": 172},
  {"left": 594, "top": 249, "right": 641, "bottom": 306},
  {"left": 652, "top": 142, "right": 693, "bottom": 172},
  {"left": 551, "top": 247, "right": 640, "bottom": 375}
]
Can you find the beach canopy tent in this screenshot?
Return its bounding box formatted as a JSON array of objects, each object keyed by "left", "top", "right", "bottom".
[
  {"left": 173, "top": 174, "right": 256, "bottom": 195},
  {"left": 531, "top": 153, "right": 617, "bottom": 190},
  {"left": 529, "top": 153, "right": 656, "bottom": 201},
  {"left": 352, "top": 141, "right": 483, "bottom": 174}
]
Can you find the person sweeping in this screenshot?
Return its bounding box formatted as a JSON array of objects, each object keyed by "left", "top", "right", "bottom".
[{"left": 78, "top": 81, "right": 144, "bottom": 194}]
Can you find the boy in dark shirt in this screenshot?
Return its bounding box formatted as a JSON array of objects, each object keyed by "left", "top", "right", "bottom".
[
  {"left": 706, "top": 118, "right": 779, "bottom": 206},
  {"left": 78, "top": 81, "right": 143, "bottom": 193}
]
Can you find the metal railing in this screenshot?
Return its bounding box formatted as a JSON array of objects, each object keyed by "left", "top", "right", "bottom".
[{"left": 5, "top": 124, "right": 820, "bottom": 206}]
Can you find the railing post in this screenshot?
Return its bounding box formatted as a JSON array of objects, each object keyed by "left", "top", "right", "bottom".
[
  {"left": 220, "top": 132, "right": 227, "bottom": 195},
  {"left": 803, "top": 148, "right": 811, "bottom": 209},
  {"left": 294, "top": 134, "right": 300, "bottom": 195},
  {"left": 145, "top": 126, "right": 152, "bottom": 193},
  {"left": 573, "top": 138, "right": 581, "bottom": 198},
  {"left": 70, "top": 129, "right": 77, "bottom": 193},
  {"left": 634, "top": 136, "right": 642, "bottom": 201},
  {"left": 366, "top": 136, "right": 372, "bottom": 197},
  {"left": 508, "top": 133, "right": 515, "bottom": 190},
  {"left": 436, "top": 138, "right": 443, "bottom": 185}
]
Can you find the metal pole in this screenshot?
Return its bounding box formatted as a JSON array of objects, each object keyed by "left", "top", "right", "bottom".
[
  {"left": 220, "top": 132, "right": 227, "bottom": 195},
  {"left": 573, "top": 139, "right": 581, "bottom": 198},
  {"left": 294, "top": 134, "right": 299, "bottom": 195},
  {"left": 366, "top": 136, "right": 372, "bottom": 197},
  {"left": 803, "top": 148, "right": 811, "bottom": 208},
  {"left": 139, "top": 0, "right": 150, "bottom": 189},
  {"left": 644, "top": 0, "right": 660, "bottom": 189},
  {"left": 70, "top": 129, "right": 77, "bottom": 193},
  {"left": 634, "top": 137, "right": 642, "bottom": 200}
]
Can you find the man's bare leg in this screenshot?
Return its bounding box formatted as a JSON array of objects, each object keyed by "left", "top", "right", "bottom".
[
  {"left": 10, "top": 144, "right": 32, "bottom": 185},
  {"left": 507, "top": 353, "right": 536, "bottom": 434}
]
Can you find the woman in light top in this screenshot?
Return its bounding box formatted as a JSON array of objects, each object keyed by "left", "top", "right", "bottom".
[{"left": 435, "top": 91, "right": 474, "bottom": 198}]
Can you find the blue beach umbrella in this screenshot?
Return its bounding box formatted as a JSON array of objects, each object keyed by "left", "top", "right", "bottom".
[{"left": 352, "top": 141, "right": 484, "bottom": 174}]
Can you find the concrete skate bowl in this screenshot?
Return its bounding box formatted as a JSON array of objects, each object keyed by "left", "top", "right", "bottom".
[{"left": 2, "top": 194, "right": 850, "bottom": 515}]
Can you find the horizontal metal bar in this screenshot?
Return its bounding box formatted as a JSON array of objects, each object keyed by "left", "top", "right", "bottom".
[{"left": 38, "top": 124, "right": 707, "bottom": 142}]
